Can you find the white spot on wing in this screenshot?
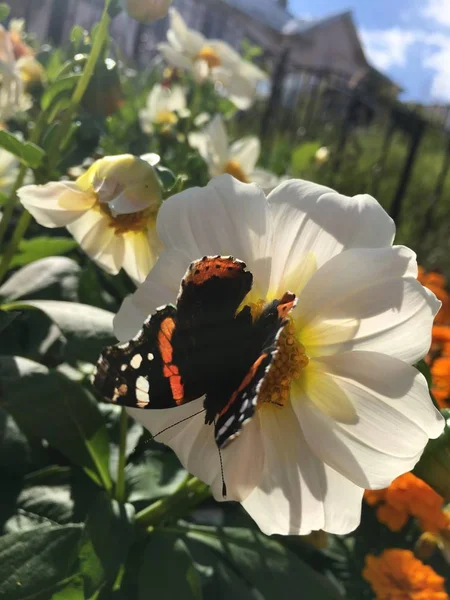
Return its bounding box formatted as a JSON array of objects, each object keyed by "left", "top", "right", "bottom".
[
  {"left": 130, "top": 354, "right": 143, "bottom": 369},
  {"left": 147, "top": 353, "right": 154, "bottom": 361}
]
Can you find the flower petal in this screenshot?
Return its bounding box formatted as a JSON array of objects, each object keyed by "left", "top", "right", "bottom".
[
  {"left": 229, "top": 137, "right": 260, "bottom": 173},
  {"left": 114, "top": 247, "right": 195, "bottom": 341},
  {"left": 156, "top": 174, "right": 272, "bottom": 297},
  {"left": 67, "top": 210, "right": 124, "bottom": 275},
  {"left": 167, "top": 8, "right": 205, "bottom": 56},
  {"left": 297, "top": 246, "right": 440, "bottom": 364},
  {"left": 213, "top": 68, "right": 256, "bottom": 110},
  {"left": 267, "top": 179, "right": 395, "bottom": 294},
  {"left": 242, "top": 402, "right": 326, "bottom": 535},
  {"left": 18, "top": 182, "right": 95, "bottom": 227},
  {"left": 249, "top": 168, "right": 279, "bottom": 192},
  {"left": 293, "top": 351, "right": 444, "bottom": 489},
  {"left": 158, "top": 43, "right": 193, "bottom": 71},
  {"left": 205, "top": 114, "right": 229, "bottom": 167},
  {"left": 127, "top": 398, "right": 263, "bottom": 501},
  {"left": 122, "top": 227, "right": 160, "bottom": 284}
]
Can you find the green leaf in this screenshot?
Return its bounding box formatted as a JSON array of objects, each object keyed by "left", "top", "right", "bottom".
[
  {"left": 0, "top": 3, "right": 10, "bottom": 21},
  {"left": 126, "top": 450, "right": 186, "bottom": 506},
  {"left": 0, "top": 257, "right": 81, "bottom": 302},
  {"left": 51, "top": 576, "right": 85, "bottom": 600},
  {"left": 414, "top": 410, "right": 450, "bottom": 500},
  {"left": 0, "top": 525, "right": 83, "bottom": 600},
  {"left": 291, "top": 141, "right": 322, "bottom": 175},
  {"left": 139, "top": 532, "right": 202, "bottom": 600},
  {"left": 41, "top": 75, "right": 81, "bottom": 111},
  {"left": 80, "top": 492, "right": 135, "bottom": 597},
  {"left": 2, "top": 300, "right": 115, "bottom": 363},
  {"left": 4, "top": 476, "right": 78, "bottom": 533},
  {"left": 0, "top": 131, "right": 45, "bottom": 169},
  {"left": 70, "top": 25, "right": 86, "bottom": 45},
  {"left": 1, "top": 356, "right": 112, "bottom": 491},
  {"left": 7, "top": 237, "right": 78, "bottom": 269},
  {"left": 0, "top": 308, "right": 19, "bottom": 332},
  {"left": 181, "top": 524, "right": 342, "bottom": 599},
  {"left": 415, "top": 358, "right": 432, "bottom": 388}
]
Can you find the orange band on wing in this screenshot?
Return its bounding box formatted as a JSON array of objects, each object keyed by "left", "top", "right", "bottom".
[
  {"left": 158, "top": 317, "right": 184, "bottom": 404},
  {"left": 218, "top": 353, "right": 268, "bottom": 417}
]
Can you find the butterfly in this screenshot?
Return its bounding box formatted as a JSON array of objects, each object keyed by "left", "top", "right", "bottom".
[{"left": 92, "top": 256, "right": 296, "bottom": 449}]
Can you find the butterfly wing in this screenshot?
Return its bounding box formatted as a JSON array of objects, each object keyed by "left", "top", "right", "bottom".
[
  {"left": 213, "top": 292, "right": 297, "bottom": 448},
  {"left": 92, "top": 256, "right": 255, "bottom": 411}
]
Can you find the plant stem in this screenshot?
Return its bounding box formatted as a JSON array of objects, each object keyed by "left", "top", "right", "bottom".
[
  {"left": 0, "top": 211, "right": 30, "bottom": 283},
  {"left": 0, "top": 163, "right": 28, "bottom": 249},
  {"left": 115, "top": 407, "right": 128, "bottom": 503},
  {"left": 135, "top": 476, "right": 211, "bottom": 529}
]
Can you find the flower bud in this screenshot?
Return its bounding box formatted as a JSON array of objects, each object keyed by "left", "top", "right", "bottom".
[
  {"left": 121, "top": 0, "right": 172, "bottom": 23},
  {"left": 77, "top": 154, "right": 163, "bottom": 215},
  {"left": 315, "top": 146, "right": 329, "bottom": 165}
]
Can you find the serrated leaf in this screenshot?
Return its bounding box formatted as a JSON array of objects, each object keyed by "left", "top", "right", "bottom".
[
  {"left": 7, "top": 237, "right": 78, "bottom": 269},
  {"left": 80, "top": 492, "right": 135, "bottom": 597},
  {"left": 2, "top": 300, "right": 115, "bottom": 363},
  {"left": 181, "top": 524, "right": 342, "bottom": 599},
  {"left": 0, "top": 257, "right": 81, "bottom": 302},
  {"left": 0, "top": 131, "right": 45, "bottom": 168},
  {"left": 41, "top": 75, "right": 81, "bottom": 111},
  {"left": 139, "top": 532, "right": 202, "bottom": 600},
  {"left": 0, "top": 525, "right": 83, "bottom": 600},
  {"left": 1, "top": 356, "right": 112, "bottom": 491}
]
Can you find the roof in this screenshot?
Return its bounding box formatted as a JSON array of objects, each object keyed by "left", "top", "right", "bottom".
[
  {"left": 282, "top": 11, "right": 353, "bottom": 36},
  {"left": 222, "top": 0, "right": 294, "bottom": 33}
]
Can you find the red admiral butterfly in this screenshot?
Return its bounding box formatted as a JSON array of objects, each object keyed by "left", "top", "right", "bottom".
[{"left": 92, "top": 256, "right": 296, "bottom": 449}]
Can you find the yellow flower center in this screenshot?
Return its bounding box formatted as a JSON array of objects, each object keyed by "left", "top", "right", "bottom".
[
  {"left": 249, "top": 300, "right": 309, "bottom": 409},
  {"left": 154, "top": 110, "right": 178, "bottom": 125},
  {"left": 196, "top": 46, "right": 221, "bottom": 69},
  {"left": 224, "top": 160, "right": 249, "bottom": 183},
  {"left": 98, "top": 203, "right": 152, "bottom": 235}
]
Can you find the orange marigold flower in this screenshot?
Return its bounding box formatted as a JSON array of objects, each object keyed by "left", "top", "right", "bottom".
[
  {"left": 364, "top": 473, "right": 449, "bottom": 533},
  {"left": 431, "top": 356, "right": 450, "bottom": 409},
  {"left": 363, "top": 549, "right": 448, "bottom": 600}
]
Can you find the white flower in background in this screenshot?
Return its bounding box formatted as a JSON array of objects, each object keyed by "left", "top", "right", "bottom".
[
  {"left": 188, "top": 114, "right": 278, "bottom": 190},
  {"left": 18, "top": 154, "right": 163, "bottom": 283},
  {"left": 115, "top": 174, "right": 444, "bottom": 536},
  {"left": 139, "top": 84, "right": 187, "bottom": 134},
  {"left": 0, "top": 25, "right": 31, "bottom": 121},
  {"left": 159, "top": 8, "right": 268, "bottom": 110},
  {"left": 315, "top": 146, "right": 329, "bottom": 165},
  {"left": 0, "top": 146, "right": 20, "bottom": 195},
  {"left": 121, "top": 0, "right": 172, "bottom": 22}
]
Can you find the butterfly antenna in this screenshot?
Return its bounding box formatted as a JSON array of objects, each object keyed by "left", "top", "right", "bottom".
[
  {"left": 128, "top": 408, "right": 206, "bottom": 462},
  {"left": 214, "top": 417, "right": 227, "bottom": 498}
]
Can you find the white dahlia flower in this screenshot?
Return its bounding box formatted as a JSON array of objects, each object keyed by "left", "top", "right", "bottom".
[{"left": 114, "top": 175, "right": 444, "bottom": 536}]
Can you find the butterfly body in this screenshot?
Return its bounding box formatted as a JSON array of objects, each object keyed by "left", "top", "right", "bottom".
[{"left": 92, "top": 256, "right": 296, "bottom": 448}]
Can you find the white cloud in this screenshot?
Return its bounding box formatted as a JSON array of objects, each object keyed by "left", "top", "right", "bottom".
[
  {"left": 423, "top": 36, "right": 450, "bottom": 100},
  {"left": 422, "top": 0, "right": 450, "bottom": 28},
  {"left": 360, "top": 27, "right": 420, "bottom": 70}
]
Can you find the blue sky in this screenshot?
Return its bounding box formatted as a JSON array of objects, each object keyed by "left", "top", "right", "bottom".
[{"left": 290, "top": 0, "right": 450, "bottom": 103}]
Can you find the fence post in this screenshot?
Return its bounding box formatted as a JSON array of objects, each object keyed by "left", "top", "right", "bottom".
[
  {"left": 329, "top": 90, "right": 360, "bottom": 185},
  {"left": 260, "top": 45, "right": 290, "bottom": 140},
  {"left": 389, "top": 116, "right": 425, "bottom": 226},
  {"left": 47, "top": 0, "right": 70, "bottom": 45},
  {"left": 419, "top": 134, "right": 450, "bottom": 244},
  {"left": 371, "top": 110, "right": 395, "bottom": 198}
]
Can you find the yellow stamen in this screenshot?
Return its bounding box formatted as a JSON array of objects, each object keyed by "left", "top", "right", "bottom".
[
  {"left": 224, "top": 160, "right": 249, "bottom": 183},
  {"left": 97, "top": 203, "right": 152, "bottom": 235},
  {"left": 249, "top": 299, "right": 309, "bottom": 409},
  {"left": 196, "top": 46, "right": 221, "bottom": 69},
  {"left": 154, "top": 110, "right": 178, "bottom": 125}
]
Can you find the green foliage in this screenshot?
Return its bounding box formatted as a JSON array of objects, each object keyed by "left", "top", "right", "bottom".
[
  {"left": 0, "top": 131, "right": 45, "bottom": 168},
  {"left": 0, "top": 3, "right": 10, "bottom": 21}
]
